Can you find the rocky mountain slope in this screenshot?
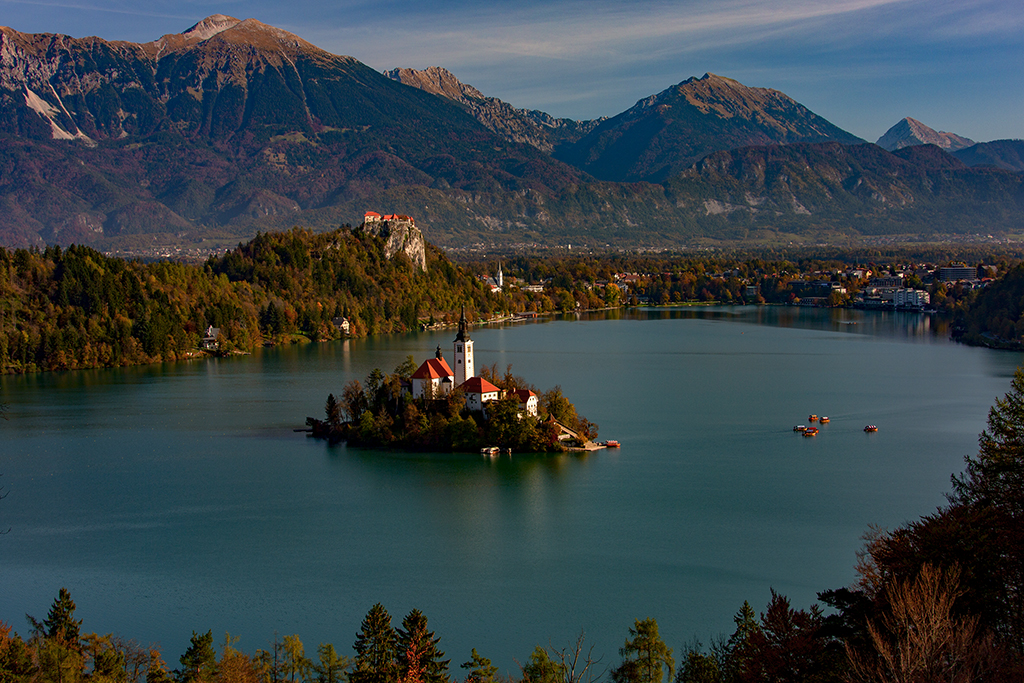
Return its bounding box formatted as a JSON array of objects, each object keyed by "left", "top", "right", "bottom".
[
  {"left": 0, "top": 16, "right": 591, "bottom": 247},
  {"left": 553, "top": 73, "right": 863, "bottom": 182},
  {"left": 384, "top": 66, "right": 600, "bottom": 154},
  {"left": 0, "top": 17, "right": 1021, "bottom": 251},
  {"left": 876, "top": 117, "right": 975, "bottom": 152}
]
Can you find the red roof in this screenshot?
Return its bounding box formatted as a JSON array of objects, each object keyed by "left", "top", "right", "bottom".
[
  {"left": 460, "top": 376, "right": 500, "bottom": 394},
  {"left": 511, "top": 389, "right": 536, "bottom": 403},
  {"left": 411, "top": 357, "right": 453, "bottom": 380},
  {"left": 364, "top": 211, "right": 381, "bottom": 217}
]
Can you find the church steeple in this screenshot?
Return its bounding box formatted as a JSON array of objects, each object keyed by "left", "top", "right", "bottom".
[
  {"left": 453, "top": 306, "right": 474, "bottom": 385},
  {"left": 455, "top": 306, "right": 471, "bottom": 342}
]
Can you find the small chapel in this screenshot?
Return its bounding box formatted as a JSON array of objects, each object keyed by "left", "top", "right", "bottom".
[{"left": 409, "top": 308, "right": 537, "bottom": 416}]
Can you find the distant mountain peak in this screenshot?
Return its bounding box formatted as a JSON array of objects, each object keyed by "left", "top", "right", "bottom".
[
  {"left": 876, "top": 117, "right": 974, "bottom": 152},
  {"left": 181, "top": 14, "right": 241, "bottom": 42}
]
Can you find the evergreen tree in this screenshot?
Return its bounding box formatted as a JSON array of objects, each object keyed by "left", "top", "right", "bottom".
[
  {"left": 177, "top": 631, "right": 216, "bottom": 683},
  {"left": 396, "top": 610, "right": 449, "bottom": 683},
  {"left": 459, "top": 650, "right": 497, "bottom": 683},
  {"left": 610, "top": 619, "right": 673, "bottom": 683},
  {"left": 325, "top": 394, "right": 342, "bottom": 427},
  {"left": 352, "top": 605, "right": 397, "bottom": 683},
  {"left": 951, "top": 365, "right": 1024, "bottom": 516},
  {"left": 41, "top": 588, "right": 82, "bottom": 646}
]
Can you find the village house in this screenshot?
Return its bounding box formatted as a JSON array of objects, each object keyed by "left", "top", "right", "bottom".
[
  {"left": 461, "top": 376, "right": 501, "bottom": 412},
  {"left": 201, "top": 325, "right": 221, "bottom": 351},
  {"left": 511, "top": 388, "right": 539, "bottom": 417}
]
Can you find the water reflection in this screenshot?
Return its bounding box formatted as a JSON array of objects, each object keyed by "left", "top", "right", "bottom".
[{"left": 560, "top": 305, "right": 953, "bottom": 342}]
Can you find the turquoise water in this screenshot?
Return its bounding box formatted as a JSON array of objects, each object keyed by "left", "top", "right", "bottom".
[{"left": 1, "top": 307, "right": 1020, "bottom": 672}]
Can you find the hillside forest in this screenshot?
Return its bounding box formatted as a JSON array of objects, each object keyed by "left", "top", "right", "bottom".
[{"left": 0, "top": 225, "right": 1021, "bottom": 374}]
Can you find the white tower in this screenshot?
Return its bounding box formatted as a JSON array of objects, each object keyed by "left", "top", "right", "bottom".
[
  {"left": 453, "top": 307, "right": 474, "bottom": 386},
  {"left": 497, "top": 262, "right": 503, "bottom": 290}
]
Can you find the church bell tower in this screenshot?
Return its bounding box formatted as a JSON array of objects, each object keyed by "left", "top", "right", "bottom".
[{"left": 453, "top": 306, "right": 474, "bottom": 386}]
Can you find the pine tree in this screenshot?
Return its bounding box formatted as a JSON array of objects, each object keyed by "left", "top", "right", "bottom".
[
  {"left": 352, "top": 604, "right": 397, "bottom": 683},
  {"left": 41, "top": 588, "right": 82, "bottom": 647},
  {"left": 396, "top": 610, "right": 449, "bottom": 683},
  {"left": 177, "top": 631, "right": 216, "bottom": 683},
  {"left": 325, "top": 394, "right": 341, "bottom": 427},
  {"left": 459, "top": 650, "right": 497, "bottom": 683},
  {"left": 951, "top": 365, "right": 1024, "bottom": 516}
]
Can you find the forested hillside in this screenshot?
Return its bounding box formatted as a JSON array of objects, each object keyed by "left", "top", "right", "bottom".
[{"left": 0, "top": 227, "right": 498, "bottom": 373}]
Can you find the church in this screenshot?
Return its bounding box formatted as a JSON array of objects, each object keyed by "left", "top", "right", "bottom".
[{"left": 409, "top": 308, "right": 537, "bottom": 416}]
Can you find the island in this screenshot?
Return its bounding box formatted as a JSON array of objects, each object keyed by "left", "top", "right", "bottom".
[{"left": 306, "top": 309, "right": 600, "bottom": 453}]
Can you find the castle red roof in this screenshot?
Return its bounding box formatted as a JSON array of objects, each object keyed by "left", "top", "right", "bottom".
[
  {"left": 460, "top": 376, "right": 500, "bottom": 394},
  {"left": 411, "top": 357, "right": 453, "bottom": 380}
]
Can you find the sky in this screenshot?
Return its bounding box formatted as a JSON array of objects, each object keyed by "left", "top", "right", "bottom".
[{"left": 1, "top": 0, "right": 1021, "bottom": 143}]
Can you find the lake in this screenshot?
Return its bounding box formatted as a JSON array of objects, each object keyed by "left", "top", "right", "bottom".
[{"left": 1, "top": 306, "right": 1021, "bottom": 673}]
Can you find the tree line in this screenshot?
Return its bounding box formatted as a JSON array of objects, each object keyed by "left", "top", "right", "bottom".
[{"left": 2, "top": 229, "right": 1016, "bottom": 375}]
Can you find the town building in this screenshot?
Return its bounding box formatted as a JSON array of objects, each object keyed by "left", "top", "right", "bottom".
[
  {"left": 511, "top": 389, "right": 539, "bottom": 416},
  {"left": 411, "top": 346, "right": 454, "bottom": 399},
  {"left": 202, "top": 325, "right": 221, "bottom": 351},
  {"left": 461, "top": 376, "right": 501, "bottom": 412}
]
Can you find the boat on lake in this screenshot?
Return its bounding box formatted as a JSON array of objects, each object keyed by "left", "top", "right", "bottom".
[
  {"left": 819, "top": 416, "right": 830, "bottom": 424},
  {"left": 803, "top": 427, "right": 819, "bottom": 437},
  {"left": 864, "top": 425, "right": 878, "bottom": 432},
  {"left": 480, "top": 446, "right": 500, "bottom": 455},
  {"left": 794, "top": 425, "right": 807, "bottom": 432},
  {"left": 809, "top": 414, "right": 818, "bottom": 422},
  {"left": 603, "top": 440, "right": 621, "bottom": 448}
]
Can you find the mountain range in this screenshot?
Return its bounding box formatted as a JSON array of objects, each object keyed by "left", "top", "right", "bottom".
[{"left": 0, "top": 15, "right": 1022, "bottom": 252}]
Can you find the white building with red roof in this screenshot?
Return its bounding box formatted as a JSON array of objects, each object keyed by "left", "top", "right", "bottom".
[
  {"left": 510, "top": 388, "right": 538, "bottom": 416},
  {"left": 364, "top": 211, "right": 381, "bottom": 223},
  {"left": 411, "top": 346, "right": 454, "bottom": 399},
  {"left": 460, "top": 376, "right": 501, "bottom": 412}
]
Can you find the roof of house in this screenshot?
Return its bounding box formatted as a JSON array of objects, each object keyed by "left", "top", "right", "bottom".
[
  {"left": 460, "top": 376, "right": 500, "bottom": 394},
  {"left": 511, "top": 389, "right": 537, "bottom": 403},
  {"left": 411, "top": 357, "right": 453, "bottom": 380}
]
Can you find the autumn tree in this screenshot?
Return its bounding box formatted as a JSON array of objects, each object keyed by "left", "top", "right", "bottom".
[
  {"left": 847, "top": 564, "right": 1000, "bottom": 683},
  {"left": 610, "top": 619, "right": 673, "bottom": 683},
  {"left": 313, "top": 644, "right": 349, "bottom": 683},
  {"left": 520, "top": 647, "right": 563, "bottom": 683}
]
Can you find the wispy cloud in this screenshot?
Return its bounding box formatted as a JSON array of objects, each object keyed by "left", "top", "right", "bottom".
[{"left": 0, "top": 0, "right": 191, "bottom": 21}]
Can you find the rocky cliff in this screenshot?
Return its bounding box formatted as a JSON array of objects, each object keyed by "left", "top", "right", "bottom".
[{"left": 359, "top": 216, "right": 427, "bottom": 271}]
